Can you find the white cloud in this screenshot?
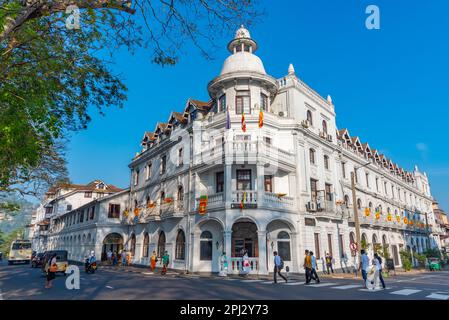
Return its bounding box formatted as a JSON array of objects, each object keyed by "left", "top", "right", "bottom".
[{"left": 416, "top": 143, "right": 428, "bottom": 152}]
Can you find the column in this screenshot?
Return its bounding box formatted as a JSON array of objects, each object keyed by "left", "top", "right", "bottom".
[
  {"left": 258, "top": 230, "right": 268, "bottom": 275},
  {"left": 257, "top": 164, "right": 264, "bottom": 207},
  {"left": 290, "top": 232, "right": 300, "bottom": 273},
  {"left": 225, "top": 164, "right": 232, "bottom": 206}
]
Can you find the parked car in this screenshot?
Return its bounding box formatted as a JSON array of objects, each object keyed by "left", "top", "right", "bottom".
[
  {"left": 428, "top": 258, "right": 441, "bottom": 271},
  {"left": 31, "top": 252, "right": 45, "bottom": 268}
]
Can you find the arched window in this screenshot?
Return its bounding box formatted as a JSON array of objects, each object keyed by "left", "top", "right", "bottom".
[
  {"left": 160, "top": 191, "right": 165, "bottom": 204},
  {"left": 146, "top": 195, "right": 151, "bottom": 206},
  {"left": 344, "top": 195, "right": 350, "bottom": 208},
  {"left": 361, "top": 233, "right": 368, "bottom": 250},
  {"left": 372, "top": 234, "right": 378, "bottom": 252},
  {"left": 177, "top": 185, "right": 184, "bottom": 209},
  {"left": 306, "top": 110, "right": 313, "bottom": 125},
  {"left": 200, "top": 231, "right": 213, "bottom": 261},
  {"left": 142, "top": 232, "right": 149, "bottom": 258},
  {"left": 175, "top": 230, "right": 186, "bottom": 260},
  {"left": 357, "top": 199, "right": 362, "bottom": 210},
  {"left": 130, "top": 233, "right": 136, "bottom": 256},
  {"left": 382, "top": 235, "right": 388, "bottom": 247},
  {"left": 349, "top": 232, "right": 355, "bottom": 245},
  {"left": 322, "top": 120, "right": 328, "bottom": 135},
  {"left": 157, "top": 231, "right": 166, "bottom": 257},
  {"left": 87, "top": 234, "right": 91, "bottom": 244},
  {"left": 309, "top": 149, "right": 316, "bottom": 165},
  {"left": 277, "top": 231, "right": 291, "bottom": 261},
  {"left": 134, "top": 199, "right": 138, "bottom": 210}
]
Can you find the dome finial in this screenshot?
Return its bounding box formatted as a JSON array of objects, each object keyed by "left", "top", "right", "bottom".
[
  {"left": 288, "top": 63, "right": 295, "bottom": 75},
  {"left": 327, "top": 94, "right": 333, "bottom": 104}
]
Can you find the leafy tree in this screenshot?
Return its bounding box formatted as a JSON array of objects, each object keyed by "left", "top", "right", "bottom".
[
  {"left": 0, "top": 227, "right": 25, "bottom": 256},
  {"left": 0, "top": 1, "right": 261, "bottom": 198},
  {"left": 399, "top": 250, "right": 412, "bottom": 271}
]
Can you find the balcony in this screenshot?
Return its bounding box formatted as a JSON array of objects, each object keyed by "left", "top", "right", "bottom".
[
  {"left": 231, "top": 141, "right": 296, "bottom": 170},
  {"left": 305, "top": 199, "right": 343, "bottom": 220},
  {"left": 229, "top": 257, "right": 259, "bottom": 275}
]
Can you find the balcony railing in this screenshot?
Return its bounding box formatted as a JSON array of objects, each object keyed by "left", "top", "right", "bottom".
[{"left": 229, "top": 257, "right": 259, "bottom": 275}]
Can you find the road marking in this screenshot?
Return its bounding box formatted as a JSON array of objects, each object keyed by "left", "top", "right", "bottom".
[
  {"left": 142, "top": 272, "right": 154, "bottom": 275},
  {"left": 426, "top": 293, "right": 449, "bottom": 300},
  {"left": 242, "top": 279, "right": 263, "bottom": 283},
  {"left": 331, "top": 285, "right": 361, "bottom": 290},
  {"left": 390, "top": 289, "right": 421, "bottom": 296},
  {"left": 283, "top": 282, "right": 304, "bottom": 286},
  {"left": 308, "top": 282, "right": 337, "bottom": 287},
  {"left": 223, "top": 278, "right": 239, "bottom": 281},
  {"left": 105, "top": 286, "right": 114, "bottom": 289},
  {"left": 261, "top": 281, "right": 274, "bottom": 284}
]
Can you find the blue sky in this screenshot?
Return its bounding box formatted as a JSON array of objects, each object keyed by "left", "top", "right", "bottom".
[{"left": 65, "top": 0, "right": 449, "bottom": 210}]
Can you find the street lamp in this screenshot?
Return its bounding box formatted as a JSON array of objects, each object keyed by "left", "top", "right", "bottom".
[{"left": 351, "top": 161, "right": 371, "bottom": 269}]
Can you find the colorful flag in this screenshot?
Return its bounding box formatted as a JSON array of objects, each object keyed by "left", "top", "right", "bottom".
[
  {"left": 241, "top": 113, "right": 246, "bottom": 132},
  {"left": 226, "top": 107, "right": 231, "bottom": 130},
  {"left": 199, "top": 195, "right": 208, "bottom": 215},
  {"left": 258, "top": 109, "right": 264, "bottom": 128},
  {"left": 240, "top": 192, "right": 247, "bottom": 210}
]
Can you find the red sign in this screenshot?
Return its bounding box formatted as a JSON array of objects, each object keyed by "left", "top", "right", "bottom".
[{"left": 350, "top": 242, "right": 358, "bottom": 251}]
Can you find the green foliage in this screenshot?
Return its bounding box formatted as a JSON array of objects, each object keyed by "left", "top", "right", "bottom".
[
  {"left": 0, "top": 227, "right": 25, "bottom": 257},
  {"left": 361, "top": 237, "right": 370, "bottom": 250},
  {"left": 413, "top": 252, "right": 427, "bottom": 267},
  {"left": 400, "top": 250, "right": 412, "bottom": 271},
  {"left": 423, "top": 248, "right": 441, "bottom": 259},
  {"left": 378, "top": 244, "right": 391, "bottom": 260}
]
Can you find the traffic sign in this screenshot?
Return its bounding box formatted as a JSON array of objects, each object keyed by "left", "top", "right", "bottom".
[{"left": 350, "top": 242, "right": 357, "bottom": 251}]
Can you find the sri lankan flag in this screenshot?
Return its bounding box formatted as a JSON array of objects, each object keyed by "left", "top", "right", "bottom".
[
  {"left": 258, "top": 109, "right": 264, "bottom": 128},
  {"left": 241, "top": 113, "right": 246, "bottom": 132}
]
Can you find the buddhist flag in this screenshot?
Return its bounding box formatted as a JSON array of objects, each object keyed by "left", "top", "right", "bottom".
[
  {"left": 258, "top": 109, "right": 264, "bottom": 128},
  {"left": 241, "top": 113, "right": 246, "bottom": 132},
  {"left": 240, "top": 192, "right": 247, "bottom": 210},
  {"left": 226, "top": 107, "right": 231, "bottom": 130}
]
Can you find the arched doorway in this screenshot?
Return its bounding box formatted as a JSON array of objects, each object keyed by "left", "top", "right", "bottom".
[
  {"left": 157, "top": 231, "right": 166, "bottom": 257},
  {"left": 102, "top": 233, "right": 124, "bottom": 261},
  {"left": 231, "top": 221, "right": 258, "bottom": 258}
]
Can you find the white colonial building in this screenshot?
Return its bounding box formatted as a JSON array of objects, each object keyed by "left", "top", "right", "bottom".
[{"left": 34, "top": 26, "right": 440, "bottom": 274}]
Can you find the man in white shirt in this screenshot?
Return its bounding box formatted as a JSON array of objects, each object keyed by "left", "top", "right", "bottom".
[{"left": 373, "top": 253, "right": 386, "bottom": 289}]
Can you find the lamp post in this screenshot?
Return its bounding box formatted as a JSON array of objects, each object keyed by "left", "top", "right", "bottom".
[{"left": 351, "top": 161, "right": 371, "bottom": 270}]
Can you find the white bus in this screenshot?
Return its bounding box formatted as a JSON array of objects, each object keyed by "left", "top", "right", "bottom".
[{"left": 8, "top": 239, "right": 32, "bottom": 265}]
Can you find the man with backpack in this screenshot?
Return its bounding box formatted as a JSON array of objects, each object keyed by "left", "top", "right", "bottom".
[{"left": 273, "top": 251, "right": 287, "bottom": 284}]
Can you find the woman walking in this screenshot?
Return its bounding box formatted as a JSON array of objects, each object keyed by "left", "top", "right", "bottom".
[
  {"left": 242, "top": 250, "right": 250, "bottom": 277},
  {"left": 373, "top": 253, "right": 386, "bottom": 289},
  {"left": 45, "top": 253, "right": 58, "bottom": 289},
  {"left": 150, "top": 251, "right": 158, "bottom": 273}
]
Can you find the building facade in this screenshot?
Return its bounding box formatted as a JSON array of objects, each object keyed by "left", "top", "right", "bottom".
[{"left": 35, "top": 26, "right": 440, "bottom": 274}]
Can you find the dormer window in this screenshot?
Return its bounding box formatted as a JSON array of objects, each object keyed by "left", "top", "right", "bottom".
[
  {"left": 97, "top": 183, "right": 105, "bottom": 189},
  {"left": 322, "top": 120, "right": 328, "bottom": 135}
]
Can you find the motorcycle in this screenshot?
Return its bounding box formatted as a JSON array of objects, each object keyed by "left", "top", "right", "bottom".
[{"left": 85, "top": 258, "right": 97, "bottom": 274}]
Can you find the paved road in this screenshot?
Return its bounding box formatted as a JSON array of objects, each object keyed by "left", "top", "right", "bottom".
[{"left": 1, "top": 261, "right": 449, "bottom": 300}]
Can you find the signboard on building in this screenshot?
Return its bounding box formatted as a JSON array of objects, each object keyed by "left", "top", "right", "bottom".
[{"left": 231, "top": 203, "right": 257, "bottom": 209}]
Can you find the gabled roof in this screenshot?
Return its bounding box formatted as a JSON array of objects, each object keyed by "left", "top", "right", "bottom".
[
  {"left": 170, "top": 111, "right": 187, "bottom": 124},
  {"left": 190, "top": 99, "right": 212, "bottom": 111},
  {"left": 46, "top": 180, "right": 122, "bottom": 195},
  {"left": 141, "top": 132, "right": 156, "bottom": 146}
]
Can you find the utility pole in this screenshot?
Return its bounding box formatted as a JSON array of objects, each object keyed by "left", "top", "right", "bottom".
[
  {"left": 350, "top": 161, "right": 371, "bottom": 271},
  {"left": 351, "top": 170, "right": 362, "bottom": 267}
]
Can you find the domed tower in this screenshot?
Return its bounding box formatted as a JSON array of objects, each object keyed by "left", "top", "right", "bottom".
[{"left": 208, "top": 26, "right": 277, "bottom": 114}]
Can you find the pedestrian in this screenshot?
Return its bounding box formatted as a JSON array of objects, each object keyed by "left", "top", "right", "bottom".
[
  {"left": 126, "top": 251, "right": 132, "bottom": 266},
  {"left": 325, "top": 253, "right": 334, "bottom": 274},
  {"left": 121, "top": 249, "right": 127, "bottom": 266},
  {"left": 45, "top": 253, "right": 58, "bottom": 289},
  {"left": 219, "top": 251, "right": 228, "bottom": 277},
  {"left": 150, "top": 250, "right": 158, "bottom": 273},
  {"left": 242, "top": 250, "right": 250, "bottom": 277},
  {"left": 112, "top": 251, "right": 118, "bottom": 266},
  {"left": 161, "top": 250, "right": 170, "bottom": 275},
  {"left": 303, "top": 250, "right": 312, "bottom": 284},
  {"left": 353, "top": 254, "right": 359, "bottom": 277},
  {"left": 309, "top": 251, "right": 320, "bottom": 283},
  {"left": 359, "top": 250, "right": 370, "bottom": 288},
  {"left": 373, "top": 253, "right": 386, "bottom": 289},
  {"left": 341, "top": 253, "right": 349, "bottom": 273},
  {"left": 273, "top": 251, "right": 288, "bottom": 283},
  {"left": 107, "top": 249, "right": 112, "bottom": 265}
]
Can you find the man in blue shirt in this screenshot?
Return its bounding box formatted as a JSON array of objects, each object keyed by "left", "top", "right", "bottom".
[
  {"left": 309, "top": 251, "right": 320, "bottom": 283},
  {"left": 273, "top": 251, "right": 288, "bottom": 284},
  {"left": 359, "top": 250, "right": 370, "bottom": 288}
]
